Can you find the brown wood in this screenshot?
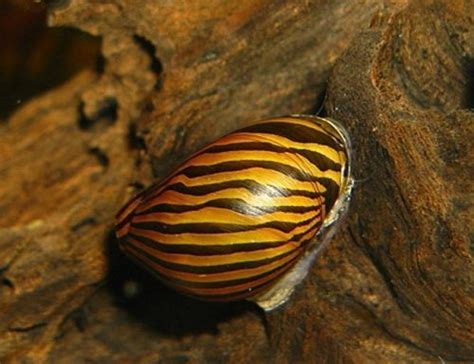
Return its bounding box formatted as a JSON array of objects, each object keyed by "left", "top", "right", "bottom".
[{"left": 1, "top": 0, "right": 473, "bottom": 362}]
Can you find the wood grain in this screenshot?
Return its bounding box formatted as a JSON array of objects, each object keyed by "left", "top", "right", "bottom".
[{"left": 0, "top": 0, "right": 472, "bottom": 362}]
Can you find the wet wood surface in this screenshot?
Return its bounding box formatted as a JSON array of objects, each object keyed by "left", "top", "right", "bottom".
[{"left": 0, "top": 0, "right": 473, "bottom": 362}]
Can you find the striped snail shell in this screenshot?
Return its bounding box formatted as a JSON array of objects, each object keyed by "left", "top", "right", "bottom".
[{"left": 115, "top": 116, "right": 353, "bottom": 311}]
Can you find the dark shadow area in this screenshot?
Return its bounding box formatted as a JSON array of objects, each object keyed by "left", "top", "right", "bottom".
[
  {"left": 104, "top": 229, "right": 263, "bottom": 336},
  {"left": 88, "top": 147, "right": 110, "bottom": 167},
  {"left": 133, "top": 34, "right": 163, "bottom": 90},
  {"left": 127, "top": 122, "right": 147, "bottom": 151},
  {"left": 95, "top": 53, "right": 106, "bottom": 74},
  {"left": 44, "top": 0, "right": 71, "bottom": 11},
  {"left": 304, "top": 83, "right": 328, "bottom": 117},
  {"left": 0, "top": 0, "right": 101, "bottom": 120},
  {"left": 1, "top": 277, "right": 14, "bottom": 290},
  {"left": 78, "top": 97, "right": 118, "bottom": 130},
  {"left": 462, "top": 56, "right": 474, "bottom": 110}
]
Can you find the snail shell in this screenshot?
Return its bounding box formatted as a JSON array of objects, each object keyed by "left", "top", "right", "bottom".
[{"left": 115, "top": 116, "right": 353, "bottom": 311}]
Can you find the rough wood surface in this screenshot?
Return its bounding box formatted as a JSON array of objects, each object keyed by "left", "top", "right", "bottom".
[{"left": 1, "top": 0, "right": 473, "bottom": 363}]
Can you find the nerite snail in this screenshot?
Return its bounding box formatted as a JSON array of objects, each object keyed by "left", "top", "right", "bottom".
[{"left": 115, "top": 116, "right": 353, "bottom": 311}]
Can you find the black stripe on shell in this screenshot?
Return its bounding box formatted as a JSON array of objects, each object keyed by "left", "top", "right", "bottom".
[
  {"left": 124, "top": 243, "right": 302, "bottom": 290},
  {"left": 239, "top": 122, "right": 344, "bottom": 151},
  {"left": 124, "top": 220, "right": 322, "bottom": 256},
  {"left": 204, "top": 141, "right": 342, "bottom": 172},
  {"left": 162, "top": 179, "right": 322, "bottom": 198},
  {"left": 131, "top": 214, "right": 317, "bottom": 235},
  {"left": 124, "top": 239, "right": 305, "bottom": 274},
  {"left": 136, "top": 198, "right": 320, "bottom": 216},
  {"left": 179, "top": 160, "right": 323, "bottom": 182}
]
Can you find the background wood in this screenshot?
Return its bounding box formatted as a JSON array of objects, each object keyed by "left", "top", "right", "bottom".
[{"left": 1, "top": 0, "right": 473, "bottom": 362}]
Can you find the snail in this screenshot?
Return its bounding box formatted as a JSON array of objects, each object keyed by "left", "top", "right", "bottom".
[{"left": 115, "top": 115, "right": 353, "bottom": 311}]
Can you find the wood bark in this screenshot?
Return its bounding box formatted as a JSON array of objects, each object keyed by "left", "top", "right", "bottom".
[{"left": 0, "top": 0, "right": 473, "bottom": 362}]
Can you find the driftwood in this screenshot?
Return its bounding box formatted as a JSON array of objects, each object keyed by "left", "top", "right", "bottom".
[{"left": 1, "top": 0, "right": 473, "bottom": 362}]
